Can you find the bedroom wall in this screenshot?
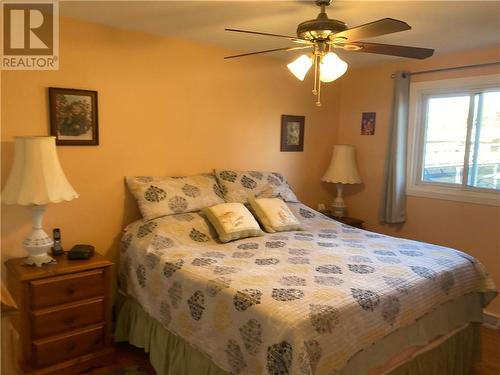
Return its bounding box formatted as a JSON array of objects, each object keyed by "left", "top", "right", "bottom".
[
  {"left": 332, "top": 45, "right": 500, "bottom": 315},
  {"left": 1, "top": 17, "right": 341, "bottom": 265}
]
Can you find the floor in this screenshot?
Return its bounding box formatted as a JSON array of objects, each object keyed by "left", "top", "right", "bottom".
[
  {"left": 84, "top": 343, "right": 155, "bottom": 375},
  {"left": 471, "top": 327, "right": 500, "bottom": 375},
  {"left": 86, "top": 327, "right": 499, "bottom": 375}
]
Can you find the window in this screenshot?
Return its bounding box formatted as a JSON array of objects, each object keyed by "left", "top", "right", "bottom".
[{"left": 407, "top": 75, "right": 500, "bottom": 206}]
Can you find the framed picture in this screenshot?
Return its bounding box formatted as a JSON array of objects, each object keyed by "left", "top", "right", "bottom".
[
  {"left": 49, "top": 87, "right": 99, "bottom": 145},
  {"left": 361, "top": 112, "right": 376, "bottom": 135},
  {"left": 281, "top": 115, "right": 305, "bottom": 152}
]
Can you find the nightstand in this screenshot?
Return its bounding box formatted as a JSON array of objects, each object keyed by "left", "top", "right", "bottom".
[
  {"left": 321, "top": 211, "right": 364, "bottom": 229},
  {"left": 5, "top": 253, "right": 114, "bottom": 374}
]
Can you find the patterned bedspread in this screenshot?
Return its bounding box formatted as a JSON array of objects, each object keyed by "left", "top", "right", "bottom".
[{"left": 119, "top": 203, "right": 496, "bottom": 375}]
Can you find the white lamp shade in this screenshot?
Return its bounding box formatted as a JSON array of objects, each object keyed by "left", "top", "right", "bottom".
[
  {"left": 322, "top": 144, "right": 362, "bottom": 184},
  {"left": 320, "top": 52, "right": 348, "bottom": 83},
  {"left": 2, "top": 136, "right": 79, "bottom": 205},
  {"left": 287, "top": 54, "right": 313, "bottom": 81}
]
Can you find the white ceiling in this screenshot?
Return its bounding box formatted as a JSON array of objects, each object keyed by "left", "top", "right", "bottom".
[{"left": 60, "top": 1, "right": 500, "bottom": 66}]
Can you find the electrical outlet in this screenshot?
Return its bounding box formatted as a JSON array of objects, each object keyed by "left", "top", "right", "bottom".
[{"left": 317, "top": 203, "right": 326, "bottom": 211}]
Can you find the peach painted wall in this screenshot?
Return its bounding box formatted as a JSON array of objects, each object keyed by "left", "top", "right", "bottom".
[
  {"left": 1, "top": 18, "right": 340, "bottom": 266},
  {"left": 333, "top": 45, "right": 500, "bottom": 314}
]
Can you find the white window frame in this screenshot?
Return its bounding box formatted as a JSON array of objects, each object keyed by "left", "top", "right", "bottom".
[{"left": 407, "top": 74, "right": 500, "bottom": 206}]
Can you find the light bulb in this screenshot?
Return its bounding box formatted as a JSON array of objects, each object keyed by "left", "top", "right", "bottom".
[
  {"left": 320, "top": 52, "right": 348, "bottom": 83},
  {"left": 287, "top": 54, "right": 313, "bottom": 81}
]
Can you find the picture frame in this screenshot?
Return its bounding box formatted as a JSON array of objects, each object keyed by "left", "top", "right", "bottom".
[
  {"left": 361, "top": 112, "right": 376, "bottom": 135},
  {"left": 49, "top": 87, "right": 99, "bottom": 145},
  {"left": 281, "top": 115, "right": 305, "bottom": 152}
]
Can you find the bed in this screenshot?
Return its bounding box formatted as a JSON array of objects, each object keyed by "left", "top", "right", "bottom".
[{"left": 116, "top": 202, "right": 496, "bottom": 375}]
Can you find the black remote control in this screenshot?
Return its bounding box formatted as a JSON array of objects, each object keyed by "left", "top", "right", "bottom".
[{"left": 52, "top": 228, "right": 63, "bottom": 256}]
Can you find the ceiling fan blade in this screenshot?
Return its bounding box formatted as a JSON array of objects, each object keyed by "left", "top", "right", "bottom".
[
  {"left": 331, "top": 18, "right": 411, "bottom": 42},
  {"left": 224, "top": 45, "right": 312, "bottom": 60},
  {"left": 225, "top": 28, "right": 311, "bottom": 44},
  {"left": 346, "top": 42, "right": 434, "bottom": 59}
]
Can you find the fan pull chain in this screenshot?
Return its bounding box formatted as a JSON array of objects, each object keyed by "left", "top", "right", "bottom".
[
  {"left": 316, "top": 78, "right": 322, "bottom": 107},
  {"left": 312, "top": 53, "right": 318, "bottom": 95},
  {"left": 315, "top": 53, "right": 322, "bottom": 106}
]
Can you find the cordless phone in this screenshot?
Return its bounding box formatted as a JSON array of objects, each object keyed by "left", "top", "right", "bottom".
[{"left": 52, "top": 228, "right": 63, "bottom": 256}]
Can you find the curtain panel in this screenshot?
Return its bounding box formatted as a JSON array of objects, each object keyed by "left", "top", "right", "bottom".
[{"left": 379, "top": 71, "right": 410, "bottom": 224}]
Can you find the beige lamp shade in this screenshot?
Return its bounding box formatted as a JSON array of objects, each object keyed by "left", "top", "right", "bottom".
[
  {"left": 2, "top": 136, "right": 79, "bottom": 205},
  {"left": 322, "top": 144, "right": 362, "bottom": 184}
]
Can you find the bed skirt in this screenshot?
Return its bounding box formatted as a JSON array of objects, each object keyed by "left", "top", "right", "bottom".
[{"left": 114, "top": 296, "right": 481, "bottom": 375}]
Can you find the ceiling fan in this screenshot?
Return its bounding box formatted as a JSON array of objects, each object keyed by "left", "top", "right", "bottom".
[{"left": 224, "top": 0, "right": 434, "bottom": 106}]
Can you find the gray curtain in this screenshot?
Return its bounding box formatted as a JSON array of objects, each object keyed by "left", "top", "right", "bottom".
[{"left": 379, "top": 71, "right": 410, "bottom": 224}]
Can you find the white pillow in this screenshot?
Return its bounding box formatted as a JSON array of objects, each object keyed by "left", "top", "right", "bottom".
[
  {"left": 202, "top": 203, "right": 264, "bottom": 243},
  {"left": 248, "top": 197, "right": 302, "bottom": 233}
]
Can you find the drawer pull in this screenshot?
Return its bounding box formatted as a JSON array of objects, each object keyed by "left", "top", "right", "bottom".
[
  {"left": 67, "top": 288, "right": 76, "bottom": 295},
  {"left": 68, "top": 343, "right": 76, "bottom": 352}
]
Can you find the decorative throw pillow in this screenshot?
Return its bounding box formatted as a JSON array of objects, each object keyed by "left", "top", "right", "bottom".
[
  {"left": 248, "top": 197, "right": 303, "bottom": 233},
  {"left": 214, "top": 169, "right": 299, "bottom": 204},
  {"left": 126, "top": 173, "right": 225, "bottom": 221},
  {"left": 202, "top": 203, "right": 264, "bottom": 243}
]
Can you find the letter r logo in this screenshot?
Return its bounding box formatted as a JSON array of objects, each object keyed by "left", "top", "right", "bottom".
[{"left": 3, "top": 3, "right": 54, "bottom": 55}]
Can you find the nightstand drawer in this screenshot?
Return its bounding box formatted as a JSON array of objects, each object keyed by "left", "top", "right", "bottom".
[
  {"left": 31, "top": 298, "right": 104, "bottom": 339},
  {"left": 30, "top": 270, "right": 105, "bottom": 309},
  {"left": 32, "top": 324, "right": 104, "bottom": 368}
]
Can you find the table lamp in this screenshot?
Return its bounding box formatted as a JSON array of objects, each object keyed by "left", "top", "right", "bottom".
[
  {"left": 2, "top": 136, "right": 78, "bottom": 266},
  {"left": 321, "top": 144, "right": 362, "bottom": 218}
]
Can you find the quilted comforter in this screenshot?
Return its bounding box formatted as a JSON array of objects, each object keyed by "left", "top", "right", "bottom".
[{"left": 119, "top": 203, "right": 496, "bottom": 375}]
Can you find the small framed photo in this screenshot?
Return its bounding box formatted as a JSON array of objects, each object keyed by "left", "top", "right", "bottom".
[
  {"left": 49, "top": 87, "right": 99, "bottom": 145},
  {"left": 281, "top": 115, "right": 305, "bottom": 152},
  {"left": 361, "top": 112, "right": 376, "bottom": 135}
]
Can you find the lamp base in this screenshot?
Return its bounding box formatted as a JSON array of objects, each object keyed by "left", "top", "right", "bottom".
[
  {"left": 331, "top": 183, "right": 346, "bottom": 218},
  {"left": 24, "top": 253, "right": 56, "bottom": 267},
  {"left": 330, "top": 202, "right": 345, "bottom": 218},
  {"left": 23, "top": 205, "right": 56, "bottom": 267}
]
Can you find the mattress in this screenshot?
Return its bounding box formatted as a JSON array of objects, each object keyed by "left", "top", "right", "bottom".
[{"left": 118, "top": 203, "right": 496, "bottom": 375}]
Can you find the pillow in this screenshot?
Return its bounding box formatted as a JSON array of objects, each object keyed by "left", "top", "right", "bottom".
[
  {"left": 126, "top": 173, "right": 225, "bottom": 221},
  {"left": 248, "top": 197, "right": 302, "bottom": 233},
  {"left": 214, "top": 169, "right": 299, "bottom": 204},
  {"left": 202, "top": 203, "right": 264, "bottom": 243}
]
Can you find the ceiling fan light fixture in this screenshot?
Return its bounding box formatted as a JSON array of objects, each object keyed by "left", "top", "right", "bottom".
[
  {"left": 287, "top": 54, "right": 313, "bottom": 81},
  {"left": 224, "top": 0, "right": 434, "bottom": 107},
  {"left": 319, "top": 52, "right": 348, "bottom": 82}
]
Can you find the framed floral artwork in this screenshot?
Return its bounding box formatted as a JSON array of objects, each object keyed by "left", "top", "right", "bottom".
[
  {"left": 49, "top": 87, "right": 99, "bottom": 145},
  {"left": 361, "top": 112, "right": 376, "bottom": 135},
  {"left": 281, "top": 115, "right": 305, "bottom": 152}
]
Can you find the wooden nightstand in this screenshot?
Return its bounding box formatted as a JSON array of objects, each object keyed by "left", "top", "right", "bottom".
[
  {"left": 5, "top": 253, "right": 114, "bottom": 374},
  {"left": 321, "top": 211, "right": 364, "bottom": 229}
]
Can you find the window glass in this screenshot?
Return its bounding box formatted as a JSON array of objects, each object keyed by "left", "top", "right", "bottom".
[
  {"left": 467, "top": 91, "right": 500, "bottom": 190},
  {"left": 422, "top": 95, "right": 470, "bottom": 184}
]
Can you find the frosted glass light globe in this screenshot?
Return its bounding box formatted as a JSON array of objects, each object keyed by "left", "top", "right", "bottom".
[
  {"left": 287, "top": 54, "right": 313, "bottom": 81},
  {"left": 320, "top": 52, "right": 348, "bottom": 83}
]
